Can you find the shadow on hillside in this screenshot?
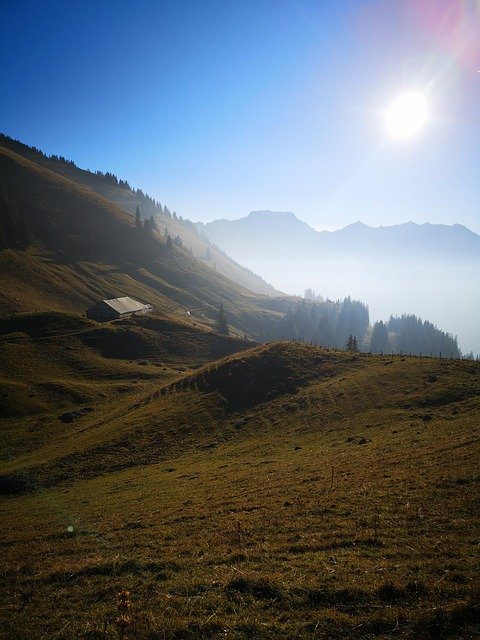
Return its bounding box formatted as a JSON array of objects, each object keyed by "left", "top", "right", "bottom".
[{"left": 190, "top": 344, "right": 339, "bottom": 408}]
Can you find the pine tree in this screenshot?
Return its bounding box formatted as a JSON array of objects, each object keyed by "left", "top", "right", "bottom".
[
  {"left": 143, "top": 217, "right": 152, "bottom": 235},
  {"left": 370, "top": 320, "right": 389, "bottom": 354},
  {"left": 135, "top": 206, "right": 142, "bottom": 229},
  {"left": 216, "top": 304, "right": 229, "bottom": 335},
  {"left": 143, "top": 215, "right": 157, "bottom": 236}
]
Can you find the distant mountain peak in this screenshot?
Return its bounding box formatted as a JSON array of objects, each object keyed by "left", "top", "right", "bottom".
[
  {"left": 342, "top": 220, "right": 370, "bottom": 231},
  {"left": 248, "top": 210, "right": 296, "bottom": 218},
  {"left": 238, "top": 210, "right": 317, "bottom": 232},
  {"left": 247, "top": 210, "right": 303, "bottom": 224}
]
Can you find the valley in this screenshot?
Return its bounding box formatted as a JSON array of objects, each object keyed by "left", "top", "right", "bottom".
[{"left": 0, "top": 136, "right": 479, "bottom": 639}]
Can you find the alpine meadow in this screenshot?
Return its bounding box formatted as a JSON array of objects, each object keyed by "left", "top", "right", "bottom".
[{"left": 1, "top": 2, "right": 480, "bottom": 639}]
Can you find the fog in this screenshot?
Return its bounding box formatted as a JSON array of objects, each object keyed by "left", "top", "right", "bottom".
[{"left": 240, "top": 257, "right": 480, "bottom": 357}]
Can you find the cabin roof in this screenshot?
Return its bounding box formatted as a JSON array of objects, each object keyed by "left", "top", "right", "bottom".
[{"left": 102, "top": 297, "right": 148, "bottom": 315}]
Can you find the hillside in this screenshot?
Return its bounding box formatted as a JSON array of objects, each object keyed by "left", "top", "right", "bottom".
[
  {"left": 0, "top": 137, "right": 479, "bottom": 640},
  {"left": 0, "top": 144, "right": 289, "bottom": 339},
  {"left": 0, "top": 134, "right": 280, "bottom": 296},
  {"left": 0, "top": 308, "right": 255, "bottom": 465},
  {"left": 3, "top": 338, "right": 479, "bottom": 486},
  {"left": 2, "top": 340, "right": 478, "bottom": 485},
  {"left": 1, "top": 341, "right": 479, "bottom": 639},
  {"left": 1, "top": 137, "right": 471, "bottom": 356}
]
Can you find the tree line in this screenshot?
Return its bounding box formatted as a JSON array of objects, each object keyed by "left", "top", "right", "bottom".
[
  {"left": 276, "top": 294, "right": 461, "bottom": 357},
  {"left": 279, "top": 296, "right": 369, "bottom": 349}
]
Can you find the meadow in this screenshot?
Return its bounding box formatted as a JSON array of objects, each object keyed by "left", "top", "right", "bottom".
[
  {"left": 1, "top": 336, "right": 479, "bottom": 639},
  {"left": 0, "top": 138, "right": 479, "bottom": 639}
]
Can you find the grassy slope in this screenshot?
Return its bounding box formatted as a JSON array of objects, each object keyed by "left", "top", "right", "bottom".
[
  {"left": 0, "top": 135, "right": 279, "bottom": 296},
  {"left": 1, "top": 343, "right": 479, "bottom": 638},
  {"left": 0, "top": 145, "right": 289, "bottom": 338},
  {"left": 0, "top": 310, "right": 252, "bottom": 463},
  {"left": 0, "top": 140, "right": 478, "bottom": 639}
]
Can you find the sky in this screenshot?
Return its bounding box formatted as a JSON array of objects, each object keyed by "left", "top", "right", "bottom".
[{"left": 1, "top": 0, "right": 479, "bottom": 234}]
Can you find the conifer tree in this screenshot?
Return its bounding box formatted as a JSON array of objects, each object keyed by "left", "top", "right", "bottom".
[
  {"left": 143, "top": 217, "right": 152, "bottom": 235},
  {"left": 370, "top": 320, "right": 389, "bottom": 354},
  {"left": 216, "top": 304, "right": 229, "bottom": 335},
  {"left": 143, "top": 215, "right": 157, "bottom": 236},
  {"left": 135, "top": 206, "right": 142, "bottom": 229}
]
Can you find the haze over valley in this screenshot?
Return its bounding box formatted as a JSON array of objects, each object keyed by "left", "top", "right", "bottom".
[{"left": 201, "top": 211, "right": 480, "bottom": 356}]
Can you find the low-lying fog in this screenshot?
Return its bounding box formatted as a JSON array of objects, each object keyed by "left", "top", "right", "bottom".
[{"left": 246, "top": 257, "right": 479, "bottom": 357}]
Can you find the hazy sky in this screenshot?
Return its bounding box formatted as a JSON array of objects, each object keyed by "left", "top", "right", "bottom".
[{"left": 1, "top": 0, "right": 479, "bottom": 233}]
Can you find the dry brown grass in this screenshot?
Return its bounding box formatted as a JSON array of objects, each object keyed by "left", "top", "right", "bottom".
[
  {"left": 1, "top": 344, "right": 479, "bottom": 638},
  {"left": 0, "top": 144, "right": 289, "bottom": 341}
]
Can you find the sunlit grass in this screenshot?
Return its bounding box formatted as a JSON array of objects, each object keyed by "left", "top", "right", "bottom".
[{"left": 1, "top": 343, "right": 479, "bottom": 638}]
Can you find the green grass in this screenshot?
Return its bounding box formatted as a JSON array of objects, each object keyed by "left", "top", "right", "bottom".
[{"left": 1, "top": 343, "right": 479, "bottom": 639}]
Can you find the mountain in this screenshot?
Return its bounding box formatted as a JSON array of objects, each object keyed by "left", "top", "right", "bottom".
[
  {"left": 0, "top": 137, "right": 469, "bottom": 355},
  {"left": 204, "top": 210, "right": 319, "bottom": 255},
  {"left": 0, "top": 143, "right": 291, "bottom": 339},
  {"left": 201, "top": 211, "right": 480, "bottom": 355},
  {"left": 203, "top": 211, "right": 480, "bottom": 262},
  {"left": 1, "top": 141, "right": 479, "bottom": 640},
  {"left": 0, "top": 134, "right": 280, "bottom": 297}
]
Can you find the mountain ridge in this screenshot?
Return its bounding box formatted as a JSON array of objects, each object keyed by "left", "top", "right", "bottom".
[
  {"left": 0, "top": 136, "right": 473, "bottom": 355},
  {"left": 0, "top": 133, "right": 280, "bottom": 296},
  {"left": 203, "top": 209, "right": 480, "bottom": 256},
  {"left": 0, "top": 144, "right": 291, "bottom": 339},
  {"left": 200, "top": 209, "right": 480, "bottom": 355}
]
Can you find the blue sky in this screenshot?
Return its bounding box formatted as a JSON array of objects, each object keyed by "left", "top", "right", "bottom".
[{"left": 1, "top": 0, "right": 479, "bottom": 233}]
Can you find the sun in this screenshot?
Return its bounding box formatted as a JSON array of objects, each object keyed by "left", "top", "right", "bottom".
[{"left": 385, "top": 92, "right": 428, "bottom": 139}]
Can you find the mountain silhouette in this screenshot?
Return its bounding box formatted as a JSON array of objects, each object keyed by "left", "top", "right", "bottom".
[
  {"left": 201, "top": 211, "right": 480, "bottom": 355},
  {"left": 203, "top": 211, "right": 480, "bottom": 262}
]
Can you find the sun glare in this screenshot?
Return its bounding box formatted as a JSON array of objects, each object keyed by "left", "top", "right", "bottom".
[{"left": 385, "top": 92, "right": 427, "bottom": 139}]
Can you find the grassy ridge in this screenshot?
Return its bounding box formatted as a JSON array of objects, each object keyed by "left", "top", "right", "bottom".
[
  {"left": 0, "top": 133, "right": 280, "bottom": 296},
  {"left": 0, "top": 310, "right": 252, "bottom": 465},
  {"left": 0, "top": 145, "right": 288, "bottom": 340},
  {"left": 1, "top": 346, "right": 479, "bottom": 638}
]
